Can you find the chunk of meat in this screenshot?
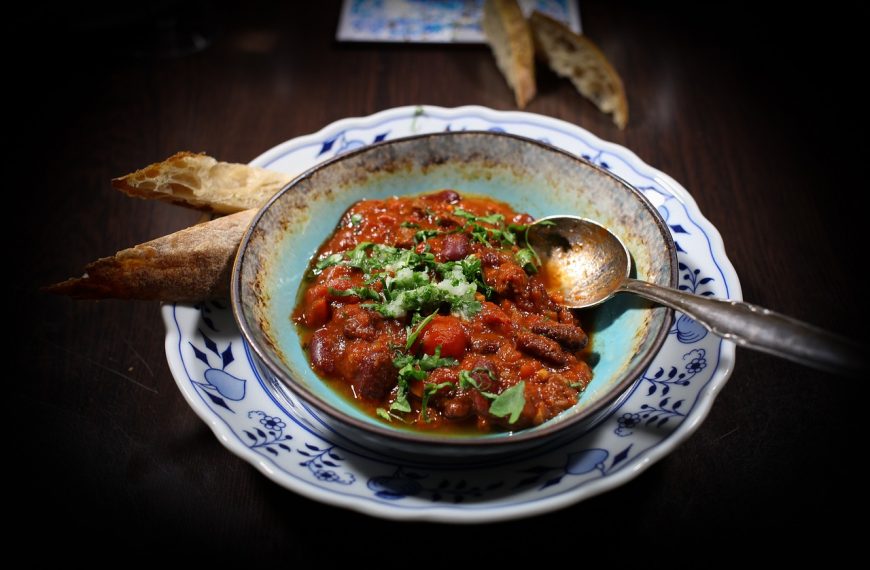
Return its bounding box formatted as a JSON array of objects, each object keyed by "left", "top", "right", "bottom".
[
  {"left": 529, "top": 278, "right": 556, "bottom": 310},
  {"left": 462, "top": 356, "right": 497, "bottom": 391},
  {"left": 441, "top": 232, "right": 470, "bottom": 261},
  {"left": 440, "top": 394, "right": 472, "bottom": 420},
  {"left": 425, "top": 189, "right": 461, "bottom": 204},
  {"left": 516, "top": 331, "right": 570, "bottom": 366},
  {"left": 304, "top": 297, "right": 329, "bottom": 328},
  {"left": 342, "top": 305, "right": 381, "bottom": 340},
  {"left": 477, "top": 302, "right": 512, "bottom": 334},
  {"left": 484, "top": 260, "right": 528, "bottom": 296},
  {"left": 471, "top": 334, "right": 501, "bottom": 354},
  {"left": 309, "top": 330, "right": 336, "bottom": 374},
  {"left": 301, "top": 285, "right": 330, "bottom": 328},
  {"left": 527, "top": 372, "right": 580, "bottom": 425},
  {"left": 530, "top": 320, "right": 588, "bottom": 350},
  {"left": 557, "top": 307, "right": 577, "bottom": 325},
  {"left": 481, "top": 251, "right": 501, "bottom": 266},
  {"left": 351, "top": 348, "right": 398, "bottom": 401}
]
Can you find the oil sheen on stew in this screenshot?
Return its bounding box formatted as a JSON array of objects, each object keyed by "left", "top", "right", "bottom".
[{"left": 293, "top": 190, "right": 592, "bottom": 433}]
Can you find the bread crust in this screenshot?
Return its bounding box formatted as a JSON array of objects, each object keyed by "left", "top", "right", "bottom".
[
  {"left": 483, "top": 0, "right": 536, "bottom": 108},
  {"left": 529, "top": 11, "right": 628, "bottom": 129},
  {"left": 112, "top": 152, "right": 292, "bottom": 214},
  {"left": 45, "top": 209, "right": 255, "bottom": 301}
]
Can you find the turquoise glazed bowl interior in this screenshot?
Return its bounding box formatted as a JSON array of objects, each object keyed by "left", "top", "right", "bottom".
[{"left": 232, "top": 132, "right": 676, "bottom": 460}]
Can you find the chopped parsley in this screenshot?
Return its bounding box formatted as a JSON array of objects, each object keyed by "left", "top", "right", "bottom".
[
  {"left": 391, "top": 346, "right": 458, "bottom": 415},
  {"left": 514, "top": 248, "right": 538, "bottom": 274},
  {"left": 405, "top": 309, "right": 438, "bottom": 350},
  {"left": 458, "top": 367, "right": 525, "bottom": 424},
  {"left": 414, "top": 229, "right": 441, "bottom": 242},
  {"left": 458, "top": 368, "right": 498, "bottom": 399},
  {"left": 451, "top": 208, "right": 520, "bottom": 248},
  {"left": 330, "top": 247, "right": 485, "bottom": 319},
  {"left": 488, "top": 381, "right": 527, "bottom": 424},
  {"left": 327, "top": 286, "right": 381, "bottom": 301},
  {"left": 453, "top": 208, "right": 504, "bottom": 226}
]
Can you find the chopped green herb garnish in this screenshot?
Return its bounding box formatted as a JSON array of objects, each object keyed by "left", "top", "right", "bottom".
[
  {"left": 393, "top": 345, "right": 457, "bottom": 372},
  {"left": 390, "top": 376, "right": 413, "bottom": 414},
  {"left": 400, "top": 221, "right": 420, "bottom": 228},
  {"left": 405, "top": 309, "right": 438, "bottom": 350},
  {"left": 414, "top": 229, "right": 441, "bottom": 242},
  {"left": 390, "top": 345, "right": 458, "bottom": 420},
  {"left": 451, "top": 207, "right": 525, "bottom": 247},
  {"left": 315, "top": 252, "right": 345, "bottom": 271},
  {"left": 350, "top": 213, "right": 363, "bottom": 226},
  {"left": 458, "top": 368, "right": 498, "bottom": 399},
  {"left": 377, "top": 407, "right": 411, "bottom": 423},
  {"left": 327, "top": 286, "right": 381, "bottom": 301},
  {"left": 477, "top": 212, "right": 506, "bottom": 225},
  {"left": 467, "top": 222, "right": 493, "bottom": 247},
  {"left": 488, "top": 381, "right": 527, "bottom": 424},
  {"left": 417, "top": 349, "right": 459, "bottom": 370},
  {"left": 453, "top": 208, "right": 504, "bottom": 226},
  {"left": 520, "top": 220, "right": 556, "bottom": 272},
  {"left": 514, "top": 247, "right": 538, "bottom": 274},
  {"left": 363, "top": 253, "right": 482, "bottom": 319},
  {"left": 491, "top": 227, "right": 517, "bottom": 245}
]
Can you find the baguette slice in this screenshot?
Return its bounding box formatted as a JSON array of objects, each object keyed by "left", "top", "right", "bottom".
[
  {"left": 482, "top": 0, "right": 536, "bottom": 108},
  {"left": 112, "top": 152, "right": 292, "bottom": 214},
  {"left": 45, "top": 209, "right": 255, "bottom": 301},
  {"left": 529, "top": 11, "right": 628, "bottom": 129}
]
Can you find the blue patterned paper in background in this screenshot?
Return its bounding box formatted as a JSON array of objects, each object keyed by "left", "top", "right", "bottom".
[{"left": 337, "top": 0, "right": 581, "bottom": 43}]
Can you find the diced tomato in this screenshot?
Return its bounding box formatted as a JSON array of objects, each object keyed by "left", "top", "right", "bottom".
[
  {"left": 409, "top": 379, "right": 424, "bottom": 399},
  {"left": 420, "top": 315, "right": 467, "bottom": 358},
  {"left": 519, "top": 361, "right": 538, "bottom": 379},
  {"left": 324, "top": 279, "right": 362, "bottom": 304},
  {"left": 304, "top": 297, "right": 329, "bottom": 328},
  {"left": 479, "top": 302, "right": 511, "bottom": 332},
  {"left": 304, "top": 284, "right": 328, "bottom": 303}
]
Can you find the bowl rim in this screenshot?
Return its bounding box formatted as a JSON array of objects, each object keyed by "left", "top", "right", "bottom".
[{"left": 231, "top": 130, "right": 678, "bottom": 448}]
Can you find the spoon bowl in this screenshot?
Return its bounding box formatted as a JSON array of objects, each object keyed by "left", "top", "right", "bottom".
[
  {"left": 528, "top": 215, "right": 632, "bottom": 309},
  {"left": 528, "top": 216, "right": 868, "bottom": 377}
]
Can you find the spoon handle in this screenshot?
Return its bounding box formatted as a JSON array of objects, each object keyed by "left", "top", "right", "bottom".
[{"left": 621, "top": 279, "right": 867, "bottom": 377}]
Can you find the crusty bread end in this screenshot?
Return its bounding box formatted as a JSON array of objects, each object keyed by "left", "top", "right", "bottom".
[
  {"left": 112, "top": 152, "right": 292, "bottom": 214},
  {"left": 45, "top": 209, "right": 255, "bottom": 301},
  {"left": 529, "top": 11, "right": 628, "bottom": 129},
  {"left": 482, "top": 0, "right": 536, "bottom": 108}
]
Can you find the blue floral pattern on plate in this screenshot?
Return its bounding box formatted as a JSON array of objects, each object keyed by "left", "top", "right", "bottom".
[{"left": 163, "top": 105, "right": 740, "bottom": 522}]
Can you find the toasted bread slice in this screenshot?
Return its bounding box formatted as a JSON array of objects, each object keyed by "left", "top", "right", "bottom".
[
  {"left": 482, "top": 0, "right": 536, "bottom": 108},
  {"left": 112, "top": 152, "right": 292, "bottom": 214},
  {"left": 529, "top": 11, "right": 628, "bottom": 129},
  {"left": 45, "top": 209, "right": 255, "bottom": 301}
]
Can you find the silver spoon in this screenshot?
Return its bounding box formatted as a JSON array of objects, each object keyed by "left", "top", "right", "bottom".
[{"left": 527, "top": 216, "right": 867, "bottom": 377}]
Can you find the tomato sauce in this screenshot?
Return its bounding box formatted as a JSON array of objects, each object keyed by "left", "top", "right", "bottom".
[{"left": 293, "top": 190, "right": 592, "bottom": 433}]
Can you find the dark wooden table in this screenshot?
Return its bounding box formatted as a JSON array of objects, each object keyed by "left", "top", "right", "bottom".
[{"left": 15, "top": 1, "right": 865, "bottom": 554}]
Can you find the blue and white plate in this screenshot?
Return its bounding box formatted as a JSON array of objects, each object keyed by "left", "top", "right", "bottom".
[{"left": 163, "top": 105, "right": 739, "bottom": 522}]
